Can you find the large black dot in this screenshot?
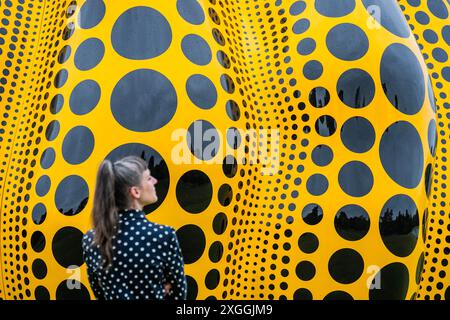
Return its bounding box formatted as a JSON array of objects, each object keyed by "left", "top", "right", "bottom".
[
  {"left": 56, "top": 279, "right": 90, "bottom": 300},
  {"left": 111, "top": 6, "right": 172, "bottom": 60},
  {"left": 295, "top": 261, "right": 316, "bottom": 281},
  {"left": 52, "top": 226, "right": 84, "bottom": 268},
  {"left": 205, "top": 269, "right": 220, "bottom": 290},
  {"left": 176, "top": 224, "right": 206, "bottom": 264},
  {"left": 428, "top": 119, "right": 437, "bottom": 156},
  {"left": 222, "top": 155, "right": 238, "bottom": 178},
  {"left": 31, "top": 231, "right": 46, "bottom": 253},
  {"left": 36, "top": 175, "right": 51, "bottom": 197},
  {"left": 369, "top": 262, "right": 409, "bottom": 300},
  {"left": 106, "top": 143, "right": 170, "bottom": 214},
  {"left": 62, "top": 126, "right": 94, "bottom": 164},
  {"left": 69, "top": 80, "right": 101, "bottom": 115},
  {"left": 55, "top": 175, "right": 89, "bottom": 216},
  {"left": 315, "top": 115, "right": 337, "bottom": 137},
  {"left": 298, "top": 232, "right": 319, "bottom": 254},
  {"left": 111, "top": 69, "right": 177, "bottom": 132},
  {"left": 309, "top": 87, "right": 330, "bottom": 108},
  {"left": 301, "top": 203, "right": 323, "bottom": 225},
  {"left": 416, "top": 252, "right": 425, "bottom": 285},
  {"left": 177, "top": 0, "right": 205, "bottom": 25},
  {"left": 293, "top": 18, "right": 310, "bottom": 34},
  {"left": 339, "top": 161, "right": 373, "bottom": 197},
  {"left": 315, "top": 0, "right": 355, "bottom": 17},
  {"left": 337, "top": 68, "right": 375, "bottom": 108},
  {"left": 427, "top": 0, "right": 448, "bottom": 19},
  {"left": 380, "top": 43, "right": 425, "bottom": 115},
  {"left": 213, "top": 212, "right": 228, "bottom": 235},
  {"left": 306, "top": 174, "right": 328, "bottom": 196},
  {"left": 187, "top": 120, "right": 220, "bottom": 161},
  {"left": 32, "top": 203, "right": 47, "bottom": 225},
  {"left": 186, "top": 275, "right": 198, "bottom": 300},
  {"left": 182, "top": 34, "right": 211, "bottom": 66},
  {"left": 340, "top": 116, "right": 375, "bottom": 153},
  {"left": 32, "top": 259, "right": 47, "bottom": 280},
  {"left": 40, "top": 147, "right": 55, "bottom": 169},
  {"left": 379, "top": 194, "right": 419, "bottom": 257},
  {"left": 303, "top": 60, "right": 323, "bottom": 80},
  {"left": 208, "top": 241, "right": 223, "bottom": 263},
  {"left": 78, "top": 0, "right": 105, "bottom": 29},
  {"left": 297, "top": 38, "right": 316, "bottom": 55},
  {"left": 186, "top": 74, "right": 217, "bottom": 109},
  {"left": 176, "top": 170, "right": 212, "bottom": 214},
  {"left": 35, "top": 286, "right": 50, "bottom": 300},
  {"left": 46, "top": 120, "right": 60, "bottom": 141},
  {"left": 379, "top": 121, "right": 424, "bottom": 188},
  {"left": 443, "top": 26, "right": 450, "bottom": 46},
  {"left": 311, "top": 144, "right": 333, "bottom": 166},
  {"left": 293, "top": 288, "right": 313, "bottom": 300},
  {"left": 50, "top": 94, "right": 64, "bottom": 114},
  {"left": 328, "top": 249, "right": 364, "bottom": 284},
  {"left": 323, "top": 291, "right": 354, "bottom": 300},
  {"left": 326, "top": 23, "right": 368, "bottom": 61},
  {"left": 334, "top": 204, "right": 370, "bottom": 241},
  {"left": 226, "top": 100, "right": 240, "bottom": 121},
  {"left": 74, "top": 38, "right": 104, "bottom": 71},
  {"left": 362, "top": 0, "right": 411, "bottom": 38},
  {"left": 218, "top": 184, "right": 233, "bottom": 206}
]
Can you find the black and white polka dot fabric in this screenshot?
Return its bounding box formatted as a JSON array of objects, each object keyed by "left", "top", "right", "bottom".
[{"left": 81, "top": 209, "right": 187, "bottom": 300}]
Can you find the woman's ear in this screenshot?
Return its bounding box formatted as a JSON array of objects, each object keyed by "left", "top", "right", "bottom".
[{"left": 129, "top": 186, "right": 141, "bottom": 199}]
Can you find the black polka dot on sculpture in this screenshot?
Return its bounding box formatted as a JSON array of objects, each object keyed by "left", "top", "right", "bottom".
[
  {"left": 35, "top": 286, "right": 50, "bottom": 300},
  {"left": 213, "top": 212, "right": 227, "bottom": 235},
  {"left": 301, "top": 203, "right": 323, "bottom": 225},
  {"left": 62, "top": 126, "right": 94, "bottom": 165},
  {"left": 379, "top": 194, "right": 419, "bottom": 257},
  {"left": 379, "top": 121, "right": 424, "bottom": 189},
  {"left": 54, "top": 175, "right": 89, "bottom": 216},
  {"left": 338, "top": 161, "right": 374, "bottom": 197},
  {"left": 176, "top": 224, "right": 206, "bottom": 264},
  {"left": 187, "top": 120, "right": 220, "bottom": 160},
  {"left": 182, "top": 34, "right": 212, "bottom": 66},
  {"left": 315, "top": 115, "right": 337, "bottom": 137},
  {"left": 298, "top": 232, "right": 319, "bottom": 254},
  {"left": 54, "top": 69, "right": 68, "bottom": 88},
  {"left": 209, "top": 241, "right": 223, "bottom": 263},
  {"left": 74, "top": 38, "right": 104, "bottom": 71},
  {"left": 186, "top": 74, "right": 217, "bottom": 109},
  {"left": 293, "top": 18, "right": 310, "bottom": 34},
  {"left": 293, "top": 288, "right": 313, "bottom": 300},
  {"left": 56, "top": 279, "right": 90, "bottom": 300},
  {"left": 78, "top": 0, "right": 105, "bottom": 29},
  {"left": 340, "top": 116, "right": 375, "bottom": 153},
  {"left": 380, "top": 43, "right": 425, "bottom": 115},
  {"left": 36, "top": 175, "right": 51, "bottom": 197},
  {"left": 328, "top": 249, "right": 364, "bottom": 284},
  {"left": 311, "top": 144, "right": 333, "bottom": 167},
  {"left": 362, "top": 0, "right": 411, "bottom": 38},
  {"left": 32, "top": 259, "right": 47, "bottom": 280},
  {"left": 334, "top": 204, "right": 370, "bottom": 241},
  {"left": 220, "top": 74, "right": 235, "bottom": 93},
  {"left": 205, "top": 269, "right": 220, "bottom": 290},
  {"left": 226, "top": 127, "right": 241, "bottom": 149},
  {"left": 306, "top": 174, "right": 329, "bottom": 196},
  {"left": 297, "top": 38, "right": 316, "bottom": 55},
  {"left": 111, "top": 69, "right": 177, "bottom": 132},
  {"left": 222, "top": 155, "right": 237, "bottom": 178},
  {"left": 296, "top": 261, "right": 316, "bottom": 281},
  {"left": 45, "top": 120, "right": 60, "bottom": 141},
  {"left": 69, "top": 80, "right": 101, "bottom": 115},
  {"left": 186, "top": 275, "right": 198, "bottom": 300},
  {"left": 428, "top": 119, "right": 437, "bottom": 156},
  {"left": 52, "top": 226, "right": 84, "bottom": 268},
  {"left": 32, "top": 203, "right": 47, "bottom": 225},
  {"left": 50, "top": 94, "right": 64, "bottom": 114},
  {"left": 303, "top": 60, "right": 323, "bottom": 80},
  {"left": 443, "top": 26, "right": 450, "bottom": 46},
  {"left": 290, "top": 1, "right": 306, "bottom": 16},
  {"left": 326, "top": 23, "right": 368, "bottom": 61},
  {"left": 323, "top": 291, "right": 354, "bottom": 300},
  {"left": 315, "top": 0, "right": 355, "bottom": 17},
  {"left": 58, "top": 45, "right": 71, "bottom": 64},
  {"left": 218, "top": 184, "right": 233, "bottom": 206},
  {"left": 31, "top": 231, "right": 46, "bottom": 253},
  {"left": 369, "top": 262, "right": 409, "bottom": 300},
  {"left": 309, "top": 87, "right": 330, "bottom": 108},
  {"left": 176, "top": 170, "right": 212, "bottom": 214},
  {"left": 226, "top": 100, "right": 240, "bottom": 121},
  {"left": 337, "top": 68, "right": 375, "bottom": 109},
  {"left": 176, "top": 0, "right": 205, "bottom": 25},
  {"left": 40, "top": 147, "right": 55, "bottom": 169},
  {"left": 111, "top": 6, "right": 172, "bottom": 60},
  {"left": 427, "top": 0, "right": 448, "bottom": 19}
]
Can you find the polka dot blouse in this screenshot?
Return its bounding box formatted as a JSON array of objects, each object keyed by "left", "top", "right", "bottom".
[{"left": 82, "top": 209, "right": 187, "bottom": 300}]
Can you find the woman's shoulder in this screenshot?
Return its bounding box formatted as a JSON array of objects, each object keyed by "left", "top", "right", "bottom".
[{"left": 145, "top": 220, "right": 176, "bottom": 236}]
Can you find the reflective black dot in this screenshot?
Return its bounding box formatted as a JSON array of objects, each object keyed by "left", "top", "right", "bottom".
[
  {"left": 213, "top": 212, "right": 227, "bottom": 235},
  {"left": 226, "top": 127, "right": 241, "bottom": 149},
  {"left": 222, "top": 155, "right": 237, "bottom": 178},
  {"left": 309, "top": 87, "right": 330, "bottom": 108},
  {"left": 443, "top": 26, "right": 450, "bottom": 46},
  {"left": 315, "top": 115, "right": 337, "bottom": 137},
  {"left": 303, "top": 60, "right": 323, "bottom": 80},
  {"left": 428, "top": 119, "right": 437, "bottom": 156},
  {"left": 56, "top": 279, "right": 90, "bottom": 300},
  {"left": 78, "top": 0, "right": 105, "bottom": 29},
  {"left": 334, "top": 204, "right": 370, "bottom": 241},
  {"left": 58, "top": 45, "right": 71, "bottom": 64},
  {"left": 111, "top": 6, "right": 172, "bottom": 60},
  {"left": 340, "top": 116, "right": 375, "bottom": 153},
  {"left": 379, "top": 194, "right": 419, "bottom": 257},
  {"left": 290, "top": 1, "right": 306, "bottom": 16},
  {"left": 208, "top": 241, "right": 223, "bottom": 263},
  {"left": 296, "top": 261, "right": 316, "bottom": 281},
  {"left": 293, "top": 18, "right": 310, "bottom": 34},
  {"left": 54, "top": 69, "right": 68, "bottom": 88},
  {"left": 416, "top": 252, "right": 425, "bottom": 285},
  {"left": 186, "top": 74, "right": 217, "bottom": 109},
  {"left": 74, "top": 38, "right": 104, "bottom": 71},
  {"left": 326, "top": 23, "right": 368, "bottom": 61},
  {"left": 220, "top": 74, "right": 235, "bottom": 93},
  {"left": 297, "top": 38, "right": 316, "bottom": 55},
  {"left": 177, "top": 0, "right": 205, "bottom": 25},
  {"left": 205, "top": 269, "right": 220, "bottom": 290},
  {"left": 187, "top": 120, "right": 220, "bottom": 160},
  {"left": 301, "top": 203, "right": 323, "bottom": 225},
  {"left": 311, "top": 144, "right": 333, "bottom": 166},
  {"left": 369, "top": 262, "right": 409, "bottom": 300},
  {"left": 226, "top": 100, "right": 240, "bottom": 121},
  {"left": 50, "top": 94, "right": 64, "bottom": 114},
  {"left": 423, "top": 29, "right": 438, "bottom": 44},
  {"left": 338, "top": 161, "right": 373, "bottom": 197},
  {"left": 45, "top": 120, "right": 60, "bottom": 141},
  {"left": 31, "top": 231, "right": 46, "bottom": 253},
  {"left": 55, "top": 175, "right": 89, "bottom": 216},
  {"left": 32, "top": 203, "right": 46, "bottom": 225},
  {"left": 298, "top": 232, "right": 319, "bottom": 253},
  {"left": 315, "top": 0, "right": 355, "bottom": 17},
  {"left": 62, "top": 126, "right": 94, "bottom": 164},
  {"left": 380, "top": 43, "right": 425, "bottom": 115},
  {"left": 328, "top": 249, "right": 364, "bottom": 284},
  {"left": 362, "top": 0, "right": 410, "bottom": 38},
  {"left": 176, "top": 224, "right": 206, "bottom": 264},
  {"left": 40, "top": 147, "right": 55, "bottom": 169},
  {"left": 176, "top": 170, "right": 212, "bottom": 214},
  {"left": 218, "top": 184, "right": 233, "bottom": 206},
  {"left": 379, "top": 121, "right": 424, "bottom": 188},
  {"left": 36, "top": 175, "right": 51, "bottom": 197},
  {"left": 306, "top": 174, "right": 328, "bottom": 196},
  {"left": 427, "top": 0, "right": 448, "bottom": 19},
  {"left": 337, "top": 68, "right": 375, "bottom": 109},
  {"left": 293, "top": 288, "right": 313, "bottom": 300},
  {"left": 422, "top": 208, "right": 428, "bottom": 243},
  {"left": 182, "top": 34, "right": 211, "bottom": 66},
  {"left": 52, "top": 226, "right": 84, "bottom": 268},
  {"left": 432, "top": 48, "right": 448, "bottom": 62},
  {"left": 186, "top": 275, "right": 198, "bottom": 300},
  {"left": 111, "top": 69, "right": 177, "bottom": 132},
  {"left": 69, "top": 80, "right": 101, "bottom": 115}
]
